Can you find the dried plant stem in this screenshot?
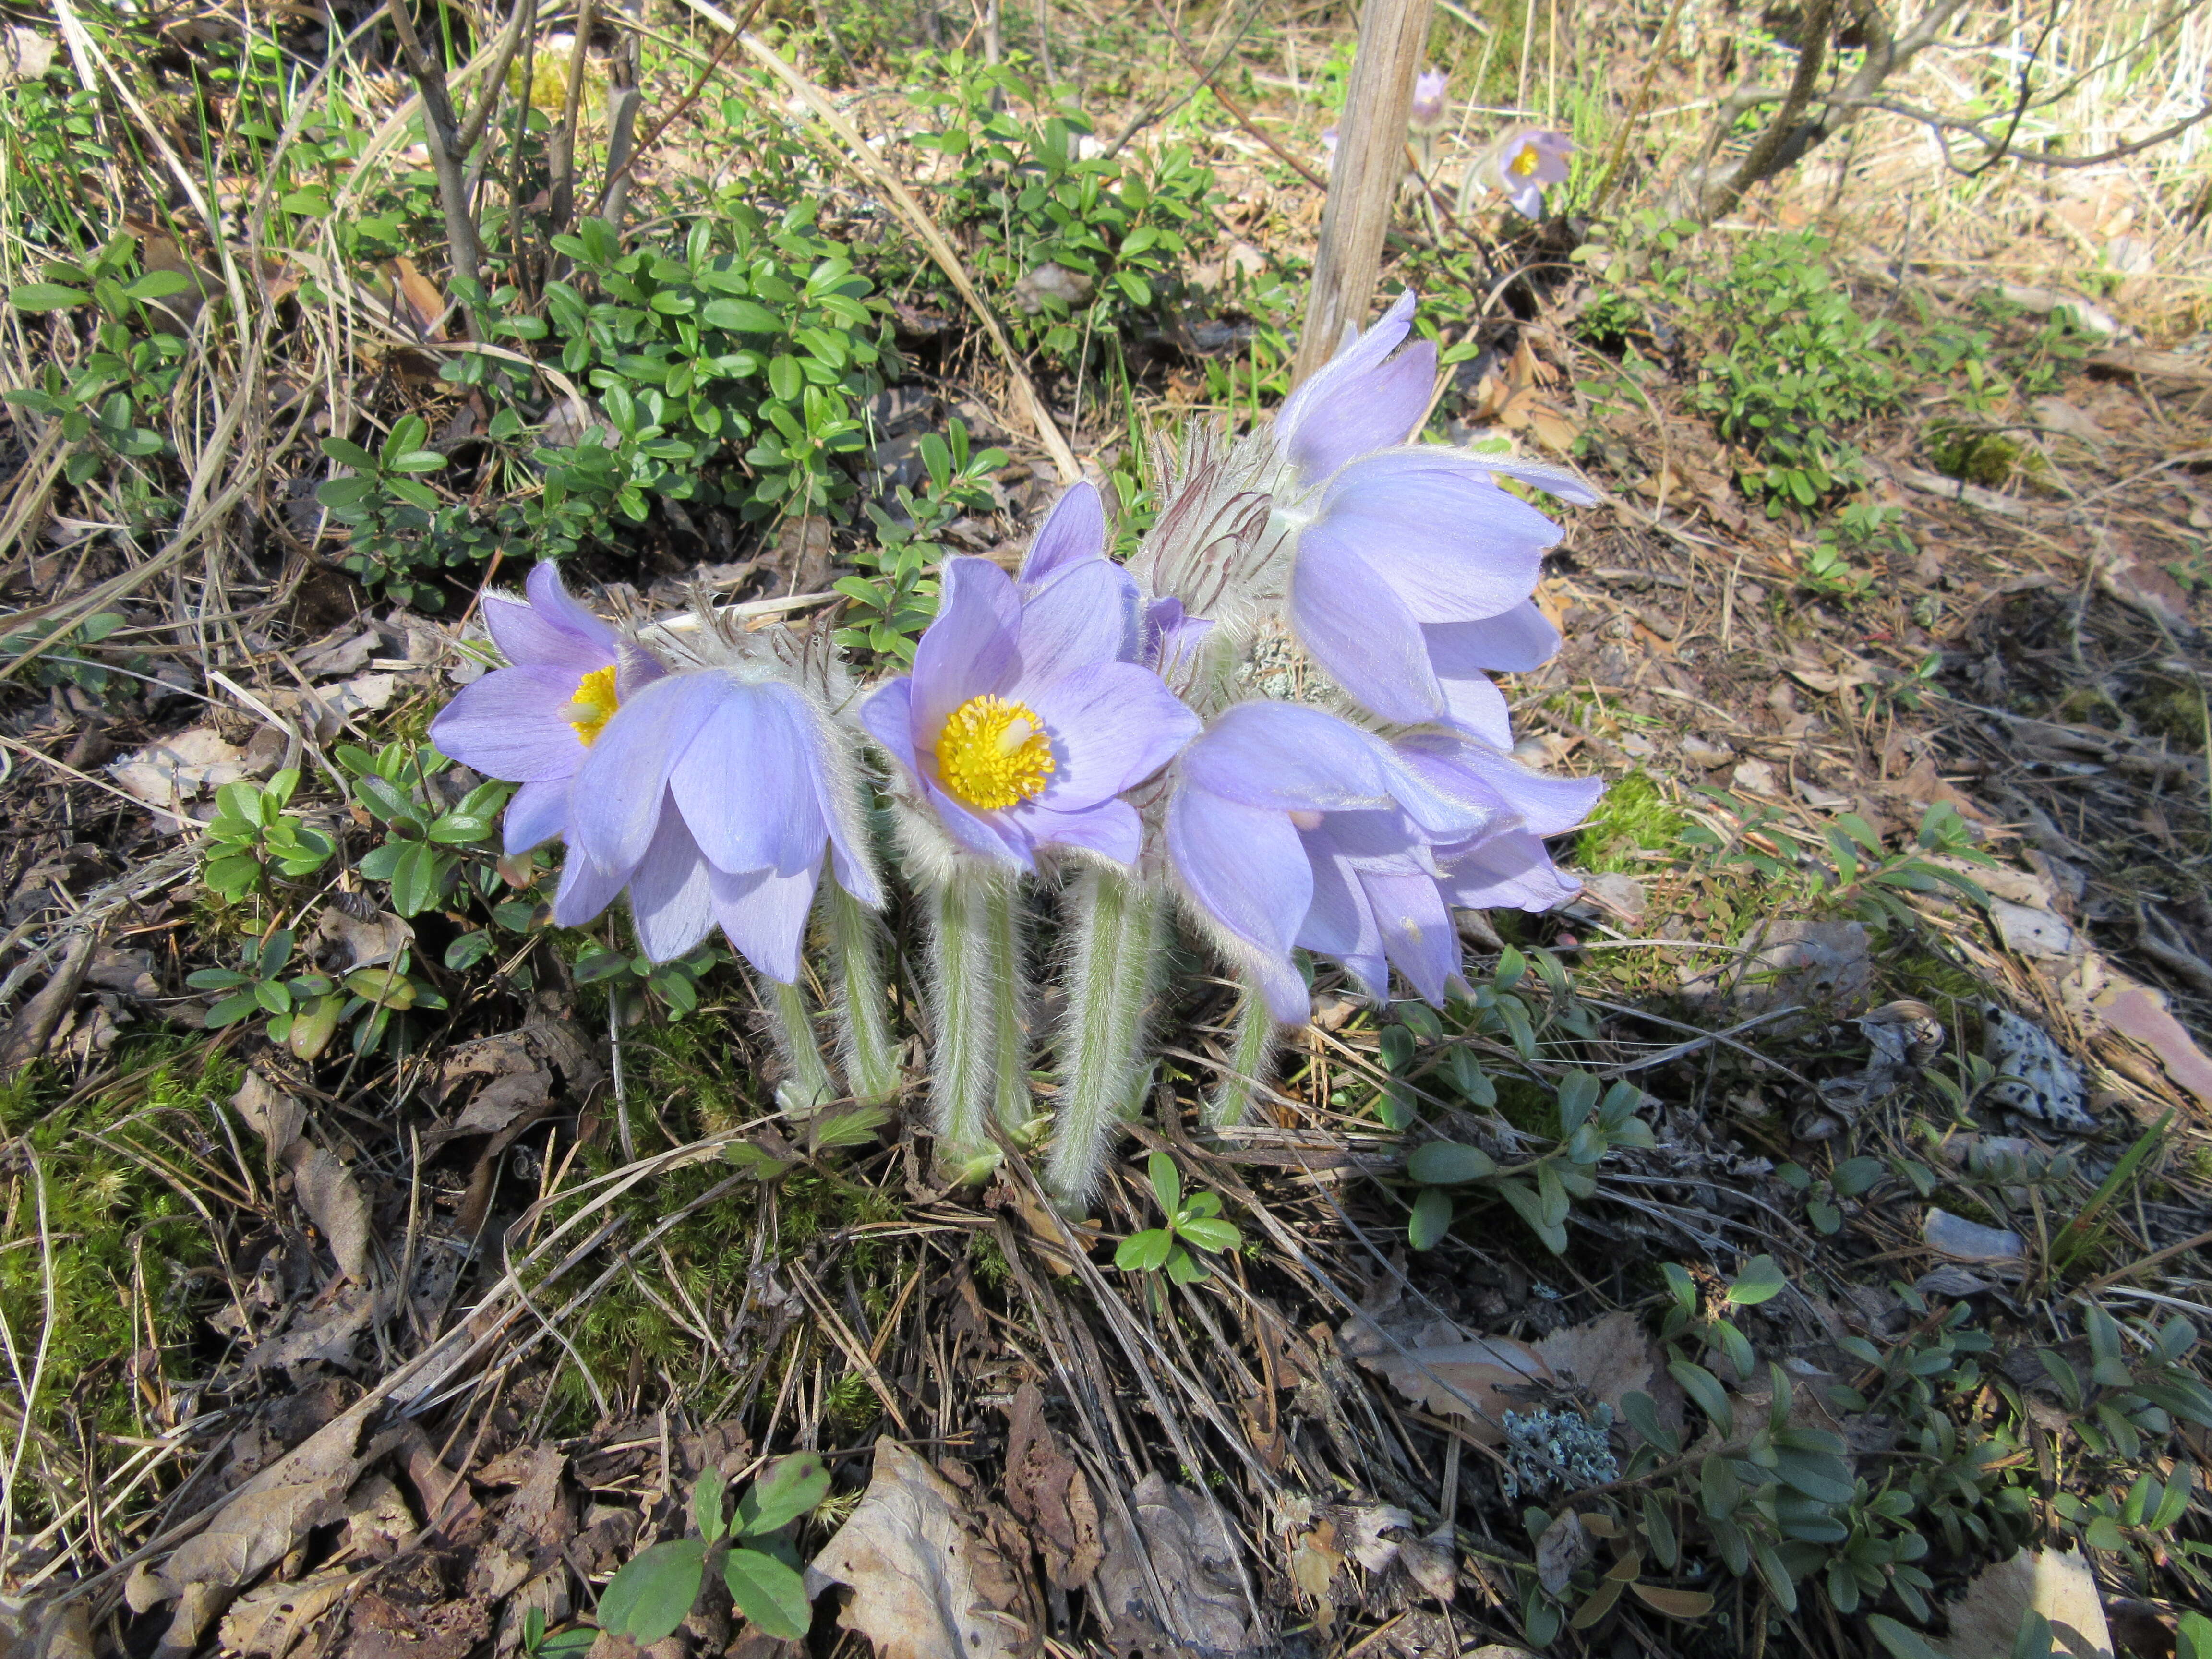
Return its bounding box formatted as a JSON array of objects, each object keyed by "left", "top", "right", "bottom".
[
  {"left": 825, "top": 881, "right": 899, "bottom": 1106},
  {"left": 769, "top": 977, "right": 838, "bottom": 1112},
  {"left": 1209, "top": 974, "right": 1281, "bottom": 1128},
  {"left": 925, "top": 864, "right": 1029, "bottom": 1165},
  {"left": 1045, "top": 868, "right": 1163, "bottom": 1212}
]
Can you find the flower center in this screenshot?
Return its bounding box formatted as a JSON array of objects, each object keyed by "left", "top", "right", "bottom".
[
  {"left": 1509, "top": 144, "right": 1541, "bottom": 178},
  {"left": 568, "top": 664, "right": 621, "bottom": 746},
  {"left": 934, "top": 694, "right": 1055, "bottom": 811}
]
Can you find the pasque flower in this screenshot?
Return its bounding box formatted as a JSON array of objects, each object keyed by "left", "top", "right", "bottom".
[
  {"left": 430, "top": 562, "right": 665, "bottom": 855},
  {"left": 863, "top": 537, "right": 1200, "bottom": 870},
  {"left": 1410, "top": 66, "right": 1449, "bottom": 132},
  {"left": 1272, "top": 290, "right": 1597, "bottom": 730},
  {"left": 1495, "top": 128, "right": 1573, "bottom": 218},
  {"left": 1167, "top": 703, "right": 1598, "bottom": 1021},
  {"left": 554, "top": 667, "right": 882, "bottom": 982}
]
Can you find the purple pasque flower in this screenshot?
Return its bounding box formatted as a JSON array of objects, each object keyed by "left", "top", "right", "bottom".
[
  {"left": 1496, "top": 128, "right": 1573, "bottom": 218},
  {"left": 1266, "top": 289, "right": 1597, "bottom": 730},
  {"left": 863, "top": 550, "right": 1201, "bottom": 870},
  {"left": 1287, "top": 448, "right": 1595, "bottom": 729},
  {"left": 1166, "top": 703, "right": 1491, "bottom": 1021},
  {"left": 1019, "top": 476, "right": 1218, "bottom": 687},
  {"left": 1273, "top": 289, "right": 1435, "bottom": 486},
  {"left": 1410, "top": 66, "right": 1449, "bottom": 131},
  {"left": 1396, "top": 728, "right": 1604, "bottom": 914},
  {"left": 1166, "top": 703, "right": 1599, "bottom": 1020},
  {"left": 430, "top": 562, "right": 665, "bottom": 856},
  {"left": 553, "top": 668, "right": 881, "bottom": 982}
]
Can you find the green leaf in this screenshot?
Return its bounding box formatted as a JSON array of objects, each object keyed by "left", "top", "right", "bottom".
[
  {"left": 694, "top": 1474, "right": 727, "bottom": 1542},
  {"left": 1727, "top": 1254, "right": 1788, "bottom": 1305},
  {"left": 2176, "top": 1610, "right": 2212, "bottom": 1659},
  {"left": 1556, "top": 1070, "right": 1599, "bottom": 1133},
  {"left": 735, "top": 1455, "right": 830, "bottom": 1537},
  {"left": 1670, "top": 1359, "right": 1734, "bottom": 1436},
  {"left": 126, "top": 270, "right": 193, "bottom": 302},
  {"left": 9, "top": 283, "right": 89, "bottom": 311},
  {"left": 1408, "top": 1185, "right": 1453, "bottom": 1251},
  {"left": 722, "top": 1547, "right": 811, "bottom": 1639},
  {"left": 767, "top": 355, "right": 803, "bottom": 401},
  {"left": 1406, "top": 1142, "right": 1496, "bottom": 1185},
  {"left": 1619, "top": 1389, "right": 1679, "bottom": 1455},
  {"left": 702, "top": 296, "right": 782, "bottom": 332},
  {"left": 1115, "top": 1228, "right": 1173, "bottom": 1272},
  {"left": 206, "top": 990, "right": 260, "bottom": 1028},
  {"left": 1445, "top": 1046, "right": 1495, "bottom": 1105},
  {"left": 444, "top": 931, "right": 496, "bottom": 971},
  {"left": 597, "top": 1539, "right": 706, "bottom": 1644},
  {"left": 1867, "top": 1616, "right": 1945, "bottom": 1659},
  {"left": 1147, "top": 1150, "right": 1181, "bottom": 1216},
  {"left": 1177, "top": 1216, "right": 1241, "bottom": 1253},
  {"left": 1492, "top": 1178, "right": 1567, "bottom": 1254},
  {"left": 355, "top": 774, "right": 421, "bottom": 826}
]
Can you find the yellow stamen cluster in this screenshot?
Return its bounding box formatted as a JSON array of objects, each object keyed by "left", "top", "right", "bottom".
[
  {"left": 568, "top": 664, "right": 621, "bottom": 746},
  {"left": 1509, "top": 144, "right": 1541, "bottom": 177},
  {"left": 934, "top": 694, "right": 1055, "bottom": 810}
]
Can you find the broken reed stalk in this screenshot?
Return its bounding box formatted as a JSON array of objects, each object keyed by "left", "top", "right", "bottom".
[
  {"left": 1045, "top": 867, "right": 1163, "bottom": 1211},
  {"left": 824, "top": 880, "right": 899, "bottom": 1106},
  {"left": 1291, "top": 0, "right": 1436, "bottom": 386}
]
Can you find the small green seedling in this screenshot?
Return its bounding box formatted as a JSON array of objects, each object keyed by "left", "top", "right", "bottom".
[
  {"left": 199, "top": 769, "right": 336, "bottom": 902},
  {"left": 596, "top": 1455, "right": 829, "bottom": 1644},
  {"left": 1114, "top": 1152, "right": 1242, "bottom": 1284}
]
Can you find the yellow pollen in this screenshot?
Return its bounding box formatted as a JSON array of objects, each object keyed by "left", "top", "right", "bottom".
[
  {"left": 934, "top": 694, "right": 1055, "bottom": 810},
  {"left": 1509, "top": 144, "right": 1541, "bottom": 177},
  {"left": 568, "top": 665, "right": 621, "bottom": 746}
]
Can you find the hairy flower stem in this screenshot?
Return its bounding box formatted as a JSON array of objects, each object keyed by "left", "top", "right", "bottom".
[
  {"left": 1044, "top": 868, "right": 1163, "bottom": 1212},
  {"left": 825, "top": 881, "right": 898, "bottom": 1106},
  {"left": 770, "top": 977, "right": 838, "bottom": 1113},
  {"left": 1209, "top": 974, "right": 1281, "bottom": 1128},
  {"left": 926, "top": 865, "right": 1029, "bottom": 1166}
]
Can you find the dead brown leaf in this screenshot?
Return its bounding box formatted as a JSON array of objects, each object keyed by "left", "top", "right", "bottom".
[
  {"left": 1000, "top": 1384, "right": 1104, "bottom": 1590},
  {"left": 149, "top": 1400, "right": 391, "bottom": 1642},
  {"left": 2094, "top": 982, "right": 2212, "bottom": 1106},
  {"left": 220, "top": 1570, "right": 359, "bottom": 1659},
  {"left": 1338, "top": 1310, "right": 1549, "bottom": 1444},
  {"left": 289, "top": 1142, "right": 373, "bottom": 1283},
  {"left": 1092, "top": 1473, "right": 1256, "bottom": 1654},
  {"left": 232, "top": 1069, "right": 306, "bottom": 1157},
  {"left": 811, "top": 1437, "right": 1041, "bottom": 1659}
]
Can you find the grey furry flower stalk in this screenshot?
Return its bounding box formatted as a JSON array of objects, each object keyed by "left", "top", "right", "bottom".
[
  {"left": 823, "top": 879, "right": 899, "bottom": 1107},
  {"left": 1210, "top": 971, "right": 1283, "bottom": 1129},
  {"left": 1044, "top": 865, "right": 1166, "bottom": 1209},
  {"left": 768, "top": 977, "right": 837, "bottom": 1113},
  {"left": 923, "top": 863, "right": 1030, "bottom": 1173}
]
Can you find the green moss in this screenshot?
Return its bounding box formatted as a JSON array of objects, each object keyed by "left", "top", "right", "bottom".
[
  {"left": 1575, "top": 771, "right": 1687, "bottom": 874},
  {"left": 0, "top": 1037, "right": 233, "bottom": 1522}
]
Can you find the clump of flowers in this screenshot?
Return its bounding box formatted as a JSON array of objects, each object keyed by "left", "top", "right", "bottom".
[{"left": 439, "top": 291, "right": 1600, "bottom": 1208}]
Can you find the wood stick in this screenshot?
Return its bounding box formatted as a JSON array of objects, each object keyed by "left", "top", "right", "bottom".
[{"left": 1292, "top": 0, "right": 1435, "bottom": 386}]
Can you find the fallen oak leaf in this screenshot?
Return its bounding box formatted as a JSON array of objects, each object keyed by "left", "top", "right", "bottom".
[{"left": 811, "top": 1438, "right": 1040, "bottom": 1659}]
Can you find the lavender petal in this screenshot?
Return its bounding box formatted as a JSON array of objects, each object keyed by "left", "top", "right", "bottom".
[
  {"left": 568, "top": 671, "right": 733, "bottom": 874},
  {"left": 1019, "top": 479, "right": 1107, "bottom": 584},
  {"left": 710, "top": 862, "right": 822, "bottom": 983},
  {"left": 503, "top": 776, "right": 572, "bottom": 855},
  {"left": 429, "top": 665, "right": 591, "bottom": 782}
]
